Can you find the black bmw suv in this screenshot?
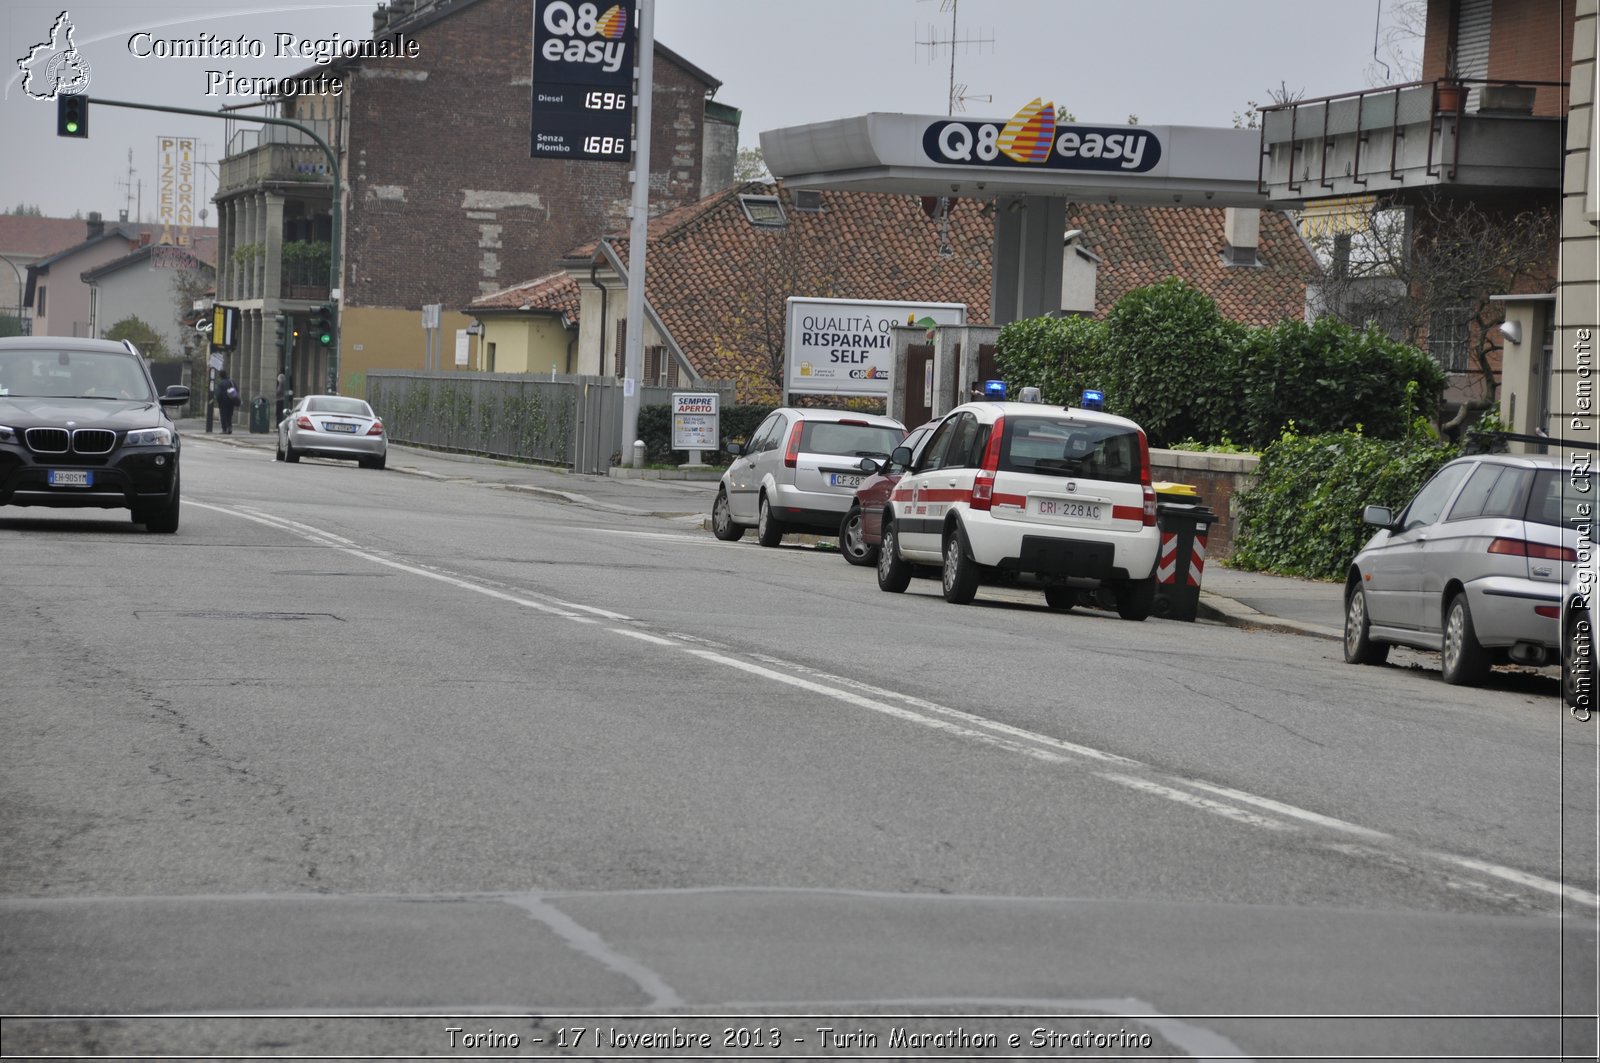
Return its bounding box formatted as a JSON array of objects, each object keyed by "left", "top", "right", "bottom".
[{"left": 0, "top": 337, "right": 189, "bottom": 532}]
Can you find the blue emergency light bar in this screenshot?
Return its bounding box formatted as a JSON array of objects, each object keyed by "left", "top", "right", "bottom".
[{"left": 983, "top": 379, "right": 1007, "bottom": 399}]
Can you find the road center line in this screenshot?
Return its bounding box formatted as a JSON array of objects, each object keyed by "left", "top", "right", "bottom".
[{"left": 200, "top": 501, "right": 1598, "bottom": 909}]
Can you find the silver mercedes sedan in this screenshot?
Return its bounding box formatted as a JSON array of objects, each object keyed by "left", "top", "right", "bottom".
[{"left": 276, "top": 395, "right": 387, "bottom": 469}]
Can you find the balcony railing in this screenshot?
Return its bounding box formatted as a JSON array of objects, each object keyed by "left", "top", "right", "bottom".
[
  {"left": 1258, "top": 78, "right": 1566, "bottom": 198},
  {"left": 218, "top": 142, "right": 334, "bottom": 195}
]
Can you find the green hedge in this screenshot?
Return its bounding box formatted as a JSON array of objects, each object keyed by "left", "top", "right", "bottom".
[
  {"left": 994, "top": 280, "right": 1447, "bottom": 449},
  {"left": 635, "top": 403, "right": 775, "bottom": 465},
  {"left": 1230, "top": 425, "right": 1459, "bottom": 580}
]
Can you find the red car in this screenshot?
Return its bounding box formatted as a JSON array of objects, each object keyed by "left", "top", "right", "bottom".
[{"left": 838, "top": 422, "right": 937, "bottom": 566}]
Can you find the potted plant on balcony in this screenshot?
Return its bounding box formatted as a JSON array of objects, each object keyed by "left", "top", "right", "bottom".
[
  {"left": 280, "top": 239, "right": 331, "bottom": 299},
  {"left": 1436, "top": 50, "right": 1467, "bottom": 113}
]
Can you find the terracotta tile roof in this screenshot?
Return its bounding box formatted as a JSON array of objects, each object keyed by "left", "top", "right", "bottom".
[
  {"left": 609, "top": 182, "right": 995, "bottom": 404},
  {"left": 0, "top": 215, "right": 92, "bottom": 259},
  {"left": 468, "top": 271, "right": 579, "bottom": 323},
  {"left": 1067, "top": 202, "right": 1316, "bottom": 325},
  {"left": 496, "top": 189, "right": 1318, "bottom": 405}
]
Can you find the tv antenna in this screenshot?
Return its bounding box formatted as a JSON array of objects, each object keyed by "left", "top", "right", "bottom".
[
  {"left": 915, "top": 0, "right": 993, "bottom": 115},
  {"left": 116, "top": 148, "right": 139, "bottom": 223}
]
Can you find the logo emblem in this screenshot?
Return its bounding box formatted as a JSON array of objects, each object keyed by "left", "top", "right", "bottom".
[
  {"left": 595, "top": 4, "right": 628, "bottom": 38},
  {"left": 17, "top": 11, "right": 92, "bottom": 101},
  {"left": 996, "top": 98, "right": 1055, "bottom": 164}
]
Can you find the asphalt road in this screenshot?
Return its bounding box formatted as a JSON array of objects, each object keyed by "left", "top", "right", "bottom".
[{"left": 2, "top": 436, "right": 1596, "bottom": 1060}]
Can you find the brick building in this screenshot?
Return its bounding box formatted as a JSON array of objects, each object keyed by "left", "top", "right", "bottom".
[{"left": 213, "top": 0, "right": 735, "bottom": 404}]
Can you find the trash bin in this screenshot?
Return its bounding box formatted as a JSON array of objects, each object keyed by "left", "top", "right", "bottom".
[
  {"left": 1153, "top": 499, "right": 1218, "bottom": 622},
  {"left": 249, "top": 397, "right": 269, "bottom": 434}
]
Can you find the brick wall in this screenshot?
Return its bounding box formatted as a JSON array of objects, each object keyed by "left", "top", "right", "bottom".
[
  {"left": 1149, "top": 449, "right": 1261, "bottom": 560},
  {"left": 343, "top": 0, "right": 718, "bottom": 312}
]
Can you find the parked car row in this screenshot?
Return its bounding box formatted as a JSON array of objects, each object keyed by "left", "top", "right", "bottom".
[{"left": 712, "top": 398, "right": 1166, "bottom": 620}]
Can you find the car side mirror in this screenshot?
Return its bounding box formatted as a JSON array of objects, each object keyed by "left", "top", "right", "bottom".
[
  {"left": 159, "top": 385, "right": 190, "bottom": 407},
  {"left": 725, "top": 441, "right": 744, "bottom": 457},
  {"left": 1362, "top": 505, "right": 1396, "bottom": 529},
  {"left": 889, "top": 445, "right": 913, "bottom": 468},
  {"left": 858, "top": 456, "right": 883, "bottom": 474}
]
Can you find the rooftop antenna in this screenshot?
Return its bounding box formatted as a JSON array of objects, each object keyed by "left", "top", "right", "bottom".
[
  {"left": 116, "top": 148, "right": 138, "bottom": 223},
  {"left": 915, "top": 0, "right": 993, "bottom": 115}
]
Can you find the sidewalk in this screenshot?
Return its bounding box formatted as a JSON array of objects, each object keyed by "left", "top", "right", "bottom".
[{"left": 179, "top": 419, "right": 1347, "bottom": 640}]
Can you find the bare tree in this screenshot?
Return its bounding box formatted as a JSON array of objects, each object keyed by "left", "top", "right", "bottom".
[
  {"left": 1309, "top": 190, "right": 1558, "bottom": 425},
  {"left": 1365, "top": 0, "right": 1426, "bottom": 86}
]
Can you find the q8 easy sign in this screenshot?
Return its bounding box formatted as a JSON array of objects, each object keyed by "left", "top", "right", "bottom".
[{"left": 785, "top": 297, "right": 966, "bottom": 397}]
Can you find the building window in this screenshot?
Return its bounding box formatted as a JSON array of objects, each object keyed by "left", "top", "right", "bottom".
[
  {"left": 37, "top": 286, "right": 45, "bottom": 317},
  {"left": 739, "top": 195, "right": 787, "bottom": 228},
  {"left": 1429, "top": 307, "right": 1472, "bottom": 373},
  {"left": 486, "top": 342, "right": 496, "bottom": 373}
]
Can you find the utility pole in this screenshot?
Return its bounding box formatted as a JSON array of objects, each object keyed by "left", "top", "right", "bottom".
[{"left": 620, "top": 0, "right": 655, "bottom": 468}]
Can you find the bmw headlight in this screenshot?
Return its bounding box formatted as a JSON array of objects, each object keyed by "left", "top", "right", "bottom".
[
  {"left": 0, "top": 424, "right": 17, "bottom": 444},
  {"left": 124, "top": 427, "right": 173, "bottom": 446}
]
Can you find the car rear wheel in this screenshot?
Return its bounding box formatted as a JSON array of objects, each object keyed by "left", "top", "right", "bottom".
[
  {"left": 274, "top": 436, "right": 285, "bottom": 461},
  {"left": 757, "top": 495, "right": 785, "bottom": 547},
  {"left": 941, "top": 523, "right": 981, "bottom": 604},
  {"left": 711, "top": 489, "right": 745, "bottom": 541},
  {"left": 284, "top": 440, "right": 300, "bottom": 463},
  {"left": 1044, "top": 586, "right": 1076, "bottom": 611},
  {"left": 1441, "top": 592, "right": 1490, "bottom": 686},
  {"left": 360, "top": 454, "right": 387, "bottom": 470},
  {"left": 1565, "top": 605, "right": 1596, "bottom": 710},
  {"left": 1343, "top": 584, "right": 1390, "bottom": 665},
  {"left": 840, "top": 505, "right": 876, "bottom": 566},
  {"left": 1114, "top": 574, "right": 1156, "bottom": 621},
  {"left": 877, "top": 521, "right": 911, "bottom": 593}
]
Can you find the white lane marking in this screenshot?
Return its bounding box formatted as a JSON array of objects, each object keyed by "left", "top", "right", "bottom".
[
  {"left": 1098, "top": 773, "right": 1295, "bottom": 831},
  {"left": 498, "top": 894, "right": 683, "bottom": 1009},
  {"left": 196, "top": 501, "right": 1597, "bottom": 910}
]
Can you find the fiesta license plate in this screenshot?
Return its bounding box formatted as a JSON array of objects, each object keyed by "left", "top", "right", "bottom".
[
  {"left": 323, "top": 422, "right": 358, "bottom": 433},
  {"left": 1033, "top": 497, "right": 1103, "bottom": 520},
  {"left": 830, "top": 473, "right": 863, "bottom": 489},
  {"left": 48, "top": 470, "right": 93, "bottom": 487}
]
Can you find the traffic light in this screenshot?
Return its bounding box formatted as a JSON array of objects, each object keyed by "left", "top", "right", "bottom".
[
  {"left": 273, "top": 313, "right": 288, "bottom": 352},
  {"left": 56, "top": 94, "right": 88, "bottom": 138},
  {"left": 310, "top": 303, "right": 334, "bottom": 347}
]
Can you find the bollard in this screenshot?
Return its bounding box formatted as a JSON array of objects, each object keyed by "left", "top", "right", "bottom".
[{"left": 632, "top": 439, "right": 645, "bottom": 469}]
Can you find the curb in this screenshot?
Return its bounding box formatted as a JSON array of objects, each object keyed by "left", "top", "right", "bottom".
[{"left": 1194, "top": 594, "right": 1343, "bottom": 641}]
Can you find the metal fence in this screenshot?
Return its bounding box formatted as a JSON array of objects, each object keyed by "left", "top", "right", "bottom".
[{"left": 365, "top": 371, "right": 734, "bottom": 475}]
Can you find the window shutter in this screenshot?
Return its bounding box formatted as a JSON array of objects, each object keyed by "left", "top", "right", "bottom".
[{"left": 613, "top": 319, "right": 627, "bottom": 378}]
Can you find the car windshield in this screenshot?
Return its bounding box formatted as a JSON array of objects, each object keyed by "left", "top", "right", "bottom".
[
  {"left": 305, "top": 397, "right": 373, "bottom": 417},
  {"left": 0, "top": 349, "right": 153, "bottom": 401},
  {"left": 1001, "top": 416, "right": 1142, "bottom": 483},
  {"left": 800, "top": 420, "right": 903, "bottom": 458}
]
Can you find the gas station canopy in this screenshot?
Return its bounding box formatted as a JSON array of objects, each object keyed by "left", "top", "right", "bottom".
[{"left": 759, "top": 111, "right": 1274, "bottom": 208}]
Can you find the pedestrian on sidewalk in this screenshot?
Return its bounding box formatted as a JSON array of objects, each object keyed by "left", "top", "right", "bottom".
[{"left": 216, "top": 373, "right": 240, "bottom": 434}]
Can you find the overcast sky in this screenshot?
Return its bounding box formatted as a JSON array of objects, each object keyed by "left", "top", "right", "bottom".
[{"left": 0, "top": 0, "right": 1418, "bottom": 223}]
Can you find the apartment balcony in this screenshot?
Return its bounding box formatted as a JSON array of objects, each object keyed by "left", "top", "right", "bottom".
[
  {"left": 217, "top": 124, "right": 334, "bottom": 197},
  {"left": 1258, "top": 79, "right": 1565, "bottom": 206}
]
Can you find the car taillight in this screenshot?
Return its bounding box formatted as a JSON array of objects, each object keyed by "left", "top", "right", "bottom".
[
  {"left": 367, "top": 421, "right": 384, "bottom": 436},
  {"left": 970, "top": 416, "right": 1005, "bottom": 511},
  {"left": 1138, "top": 430, "right": 1157, "bottom": 526},
  {"left": 784, "top": 422, "right": 803, "bottom": 469},
  {"left": 1488, "top": 537, "right": 1577, "bottom": 563},
  {"left": 295, "top": 415, "right": 314, "bottom": 430}
]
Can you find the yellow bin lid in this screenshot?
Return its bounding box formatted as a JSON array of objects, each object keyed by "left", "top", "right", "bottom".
[{"left": 1152, "top": 481, "right": 1199, "bottom": 497}]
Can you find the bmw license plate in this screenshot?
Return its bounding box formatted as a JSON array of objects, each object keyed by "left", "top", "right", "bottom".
[
  {"left": 1033, "top": 497, "right": 1102, "bottom": 520},
  {"left": 323, "top": 422, "right": 358, "bottom": 433},
  {"left": 48, "top": 470, "right": 92, "bottom": 487},
  {"left": 830, "top": 473, "right": 863, "bottom": 489}
]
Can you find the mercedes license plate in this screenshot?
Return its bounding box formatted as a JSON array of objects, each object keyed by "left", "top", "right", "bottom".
[
  {"left": 48, "top": 470, "right": 92, "bottom": 487},
  {"left": 324, "top": 422, "right": 358, "bottom": 433}
]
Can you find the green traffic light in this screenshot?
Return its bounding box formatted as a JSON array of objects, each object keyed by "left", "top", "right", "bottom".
[
  {"left": 64, "top": 120, "right": 78, "bottom": 133},
  {"left": 318, "top": 331, "right": 332, "bottom": 346}
]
